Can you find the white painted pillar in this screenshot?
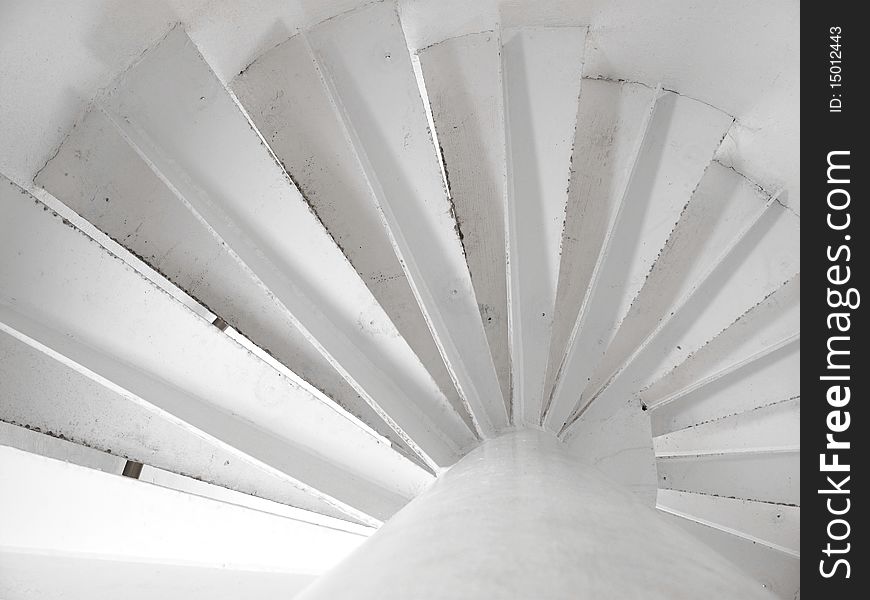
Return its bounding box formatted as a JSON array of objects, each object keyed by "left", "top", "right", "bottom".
[{"left": 298, "top": 430, "right": 776, "bottom": 599}]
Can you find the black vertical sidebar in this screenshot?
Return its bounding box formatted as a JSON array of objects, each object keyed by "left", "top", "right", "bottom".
[{"left": 803, "top": 3, "right": 866, "bottom": 597}]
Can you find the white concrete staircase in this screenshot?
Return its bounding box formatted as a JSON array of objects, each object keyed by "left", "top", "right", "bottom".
[{"left": 0, "top": 2, "right": 799, "bottom": 597}]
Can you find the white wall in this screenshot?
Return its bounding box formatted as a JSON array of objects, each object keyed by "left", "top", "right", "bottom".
[
  {"left": 0, "top": 0, "right": 798, "bottom": 211},
  {"left": 0, "top": 446, "right": 368, "bottom": 598}
]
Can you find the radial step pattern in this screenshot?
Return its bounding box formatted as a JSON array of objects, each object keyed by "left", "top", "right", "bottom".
[{"left": 1, "top": 4, "right": 799, "bottom": 598}]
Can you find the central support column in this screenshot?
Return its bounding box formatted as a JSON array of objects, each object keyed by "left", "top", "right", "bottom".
[{"left": 299, "top": 430, "right": 775, "bottom": 599}]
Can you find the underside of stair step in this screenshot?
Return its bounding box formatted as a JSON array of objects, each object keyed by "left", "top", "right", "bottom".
[
  {"left": 306, "top": 2, "right": 509, "bottom": 437},
  {"left": 501, "top": 26, "right": 587, "bottom": 427},
  {"left": 547, "top": 89, "right": 736, "bottom": 433},
  {"left": 417, "top": 30, "right": 512, "bottom": 418},
  {"left": 101, "top": 26, "right": 473, "bottom": 470},
  {"left": 230, "top": 32, "right": 478, "bottom": 437},
  {"left": 658, "top": 500, "right": 799, "bottom": 600},
  {"left": 0, "top": 333, "right": 365, "bottom": 524},
  {"left": 1, "top": 175, "right": 432, "bottom": 523},
  {"left": 33, "top": 108, "right": 429, "bottom": 470},
  {"left": 0, "top": 4, "right": 799, "bottom": 597},
  {"left": 543, "top": 78, "right": 658, "bottom": 423}
]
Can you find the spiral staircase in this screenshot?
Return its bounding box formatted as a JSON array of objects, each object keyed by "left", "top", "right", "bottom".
[{"left": 0, "top": 1, "right": 799, "bottom": 598}]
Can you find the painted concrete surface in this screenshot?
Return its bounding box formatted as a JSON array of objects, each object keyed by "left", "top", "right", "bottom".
[
  {"left": 98, "top": 26, "right": 473, "bottom": 468},
  {"left": 297, "top": 430, "right": 778, "bottom": 600},
  {"left": 547, "top": 91, "right": 734, "bottom": 433},
  {"left": 544, "top": 79, "right": 656, "bottom": 422},
  {"left": 0, "top": 1, "right": 801, "bottom": 214},
  {"left": 419, "top": 31, "right": 512, "bottom": 419},
  {"left": 502, "top": 26, "right": 585, "bottom": 426},
  {"left": 0, "top": 175, "right": 431, "bottom": 522},
  {"left": 0, "top": 331, "right": 368, "bottom": 524},
  {"left": 308, "top": 2, "right": 508, "bottom": 435},
  {"left": 657, "top": 488, "right": 799, "bottom": 557},
  {"left": 231, "top": 33, "right": 477, "bottom": 436},
  {"left": 34, "top": 106, "right": 422, "bottom": 462},
  {"left": 659, "top": 508, "right": 799, "bottom": 599},
  {"left": 0, "top": 2, "right": 800, "bottom": 594}
]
